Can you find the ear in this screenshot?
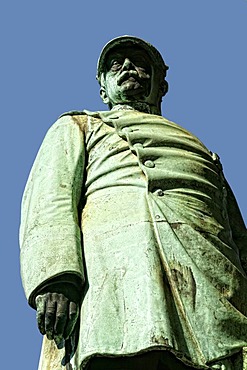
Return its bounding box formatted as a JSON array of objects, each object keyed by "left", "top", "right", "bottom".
[
  {"left": 100, "top": 87, "right": 110, "bottom": 104},
  {"left": 160, "top": 80, "right": 168, "bottom": 97}
]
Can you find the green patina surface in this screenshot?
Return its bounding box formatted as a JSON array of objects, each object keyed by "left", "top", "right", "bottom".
[{"left": 20, "top": 36, "right": 247, "bottom": 370}]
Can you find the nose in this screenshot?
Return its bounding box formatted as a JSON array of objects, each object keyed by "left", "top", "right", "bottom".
[{"left": 122, "top": 58, "right": 135, "bottom": 70}]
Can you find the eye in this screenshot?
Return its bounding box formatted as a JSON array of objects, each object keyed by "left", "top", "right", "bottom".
[
  {"left": 109, "top": 59, "right": 122, "bottom": 71},
  {"left": 131, "top": 53, "right": 151, "bottom": 72},
  {"left": 133, "top": 59, "right": 149, "bottom": 70}
]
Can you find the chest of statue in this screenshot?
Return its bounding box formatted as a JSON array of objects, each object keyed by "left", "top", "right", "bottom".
[{"left": 83, "top": 111, "right": 224, "bottom": 214}]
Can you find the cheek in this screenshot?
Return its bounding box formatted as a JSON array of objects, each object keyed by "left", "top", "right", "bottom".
[
  {"left": 138, "top": 69, "right": 151, "bottom": 80},
  {"left": 105, "top": 77, "right": 119, "bottom": 95}
]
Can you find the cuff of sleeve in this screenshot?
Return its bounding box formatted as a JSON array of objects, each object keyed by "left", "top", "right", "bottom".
[{"left": 20, "top": 224, "right": 84, "bottom": 308}]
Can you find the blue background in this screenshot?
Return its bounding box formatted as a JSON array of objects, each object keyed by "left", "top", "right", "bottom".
[{"left": 1, "top": 1, "right": 247, "bottom": 369}]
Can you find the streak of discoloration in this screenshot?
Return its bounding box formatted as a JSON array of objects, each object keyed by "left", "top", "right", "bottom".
[
  {"left": 151, "top": 334, "right": 170, "bottom": 346},
  {"left": 170, "top": 222, "right": 183, "bottom": 230},
  {"left": 170, "top": 260, "right": 196, "bottom": 310},
  {"left": 71, "top": 114, "right": 89, "bottom": 134},
  {"left": 38, "top": 336, "right": 65, "bottom": 370}
]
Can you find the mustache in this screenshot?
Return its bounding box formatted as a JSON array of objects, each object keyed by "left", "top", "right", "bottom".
[{"left": 117, "top": 70, "right": 149, "bottom": 86}]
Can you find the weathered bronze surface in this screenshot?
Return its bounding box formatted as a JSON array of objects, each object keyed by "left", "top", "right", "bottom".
[{"left": 20, "top": 36, "right": 247, "bottom": 370}]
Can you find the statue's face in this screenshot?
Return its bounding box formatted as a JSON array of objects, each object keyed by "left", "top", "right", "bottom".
[{"left": 101, "top": 46, "right": 152, "bottom": 106}]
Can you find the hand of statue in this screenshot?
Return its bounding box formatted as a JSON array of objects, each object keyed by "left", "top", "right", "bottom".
[{"left": 35, "top": 292, "right": 79, "bottom": 346}]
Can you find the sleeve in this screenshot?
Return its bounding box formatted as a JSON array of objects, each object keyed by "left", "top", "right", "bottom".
[
  {"left": 19, "top": 115, "right": 86, "bottom": 308},
  {"left": 212, "top": 152, "right": 247, "bottom": 268},
  {"left": 224, "top": 177, "right": 247, "bottom": 265}
]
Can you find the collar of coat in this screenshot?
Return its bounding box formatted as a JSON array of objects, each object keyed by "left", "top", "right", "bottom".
[{"left": 59, "top": 108, "right": 165, "bottom": 129}]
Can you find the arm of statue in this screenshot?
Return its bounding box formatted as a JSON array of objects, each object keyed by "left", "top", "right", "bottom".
[
  {"left": 35, "top": 281, "right": 81, "bottom": 346},
  {"left": 224, "top": 178, "right": 247, "bottom": 271},
  {"left": 20, "top": 115, "right": 86, "bottom": 309}
]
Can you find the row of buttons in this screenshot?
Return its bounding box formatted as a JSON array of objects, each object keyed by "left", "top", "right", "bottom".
[
  {"left": 111, "top": 130, "right": 164, "bottom": 199},
  {"left": 115, "top": 127, "right": 165, "bottom": 221}
]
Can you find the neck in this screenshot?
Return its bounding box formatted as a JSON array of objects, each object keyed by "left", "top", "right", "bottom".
[{"left": 111, "top": 102, "right": 155, "bottom": 114}]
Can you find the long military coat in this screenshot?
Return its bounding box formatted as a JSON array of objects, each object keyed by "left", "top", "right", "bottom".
[{"left": 20, "top": 109, "right": 247, "bottom": 369}]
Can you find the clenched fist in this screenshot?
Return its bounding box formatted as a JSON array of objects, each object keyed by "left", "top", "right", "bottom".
[{"left": 35, "top": 292, "right": 79, "bottom": 346}]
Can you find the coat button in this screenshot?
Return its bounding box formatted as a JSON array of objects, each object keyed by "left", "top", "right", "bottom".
[
  {"left": 134, "top": 143, "right": 143, "bottom": 149},
  {"left": 153, "top": 189, "right": 164, "bottom": 196},
  {"left": 122, "top": 127, "right": 133, "bottom": 133},
  {"left": 144, "top": 160, "right": 155, "bottom": 168}
]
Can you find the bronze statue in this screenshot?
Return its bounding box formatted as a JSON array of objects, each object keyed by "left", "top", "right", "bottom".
[{"left": 20, "top": 36, "right": 247, "bottom": 370}]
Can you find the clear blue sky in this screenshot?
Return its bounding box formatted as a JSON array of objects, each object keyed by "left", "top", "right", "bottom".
[{"left": 1, "top": 1, "right": 247, "bottom": 369}]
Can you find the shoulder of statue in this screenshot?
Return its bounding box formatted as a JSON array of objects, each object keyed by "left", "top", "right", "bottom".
[
  {"left": 57, "top": 109, "right": 104, "bottom": 134},
  {"left": 59, "top": 109, "right": 102, "bottom": 119},
  {"left": 59, "top": 110, "right": 88, "bottom": 118}
]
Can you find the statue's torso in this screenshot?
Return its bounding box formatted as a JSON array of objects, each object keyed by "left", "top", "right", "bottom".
[{"left": 74, "top": 111, "right": 247, "bottom": 368}]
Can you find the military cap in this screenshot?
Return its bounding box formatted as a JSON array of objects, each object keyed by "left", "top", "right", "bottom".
[{"left": 97, "top": 35, "right": 169, "bottom": 81}]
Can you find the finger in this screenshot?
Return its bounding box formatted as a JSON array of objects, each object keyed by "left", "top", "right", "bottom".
[
  {"left": 64, "top": 302, "right": 79, "bottom": 340},
  {"left": 54, "top": 335, "right": 65, "bottom": 349},
  {"left": 61, "top": 339, "right": 72, "bottom": 367},
  {"left": 44, "top": 293, "right": 57, "bottom": 340},
  {"left": 36, "top": 295, "right": 46, "bottom": 335},
  {"left": 54, "top": 295, "right": 69, "bottom": 339}
]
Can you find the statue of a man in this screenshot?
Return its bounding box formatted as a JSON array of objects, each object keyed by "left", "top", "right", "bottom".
[{"left": 20, "top": 36, "right": 247, "bottom": 370}]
